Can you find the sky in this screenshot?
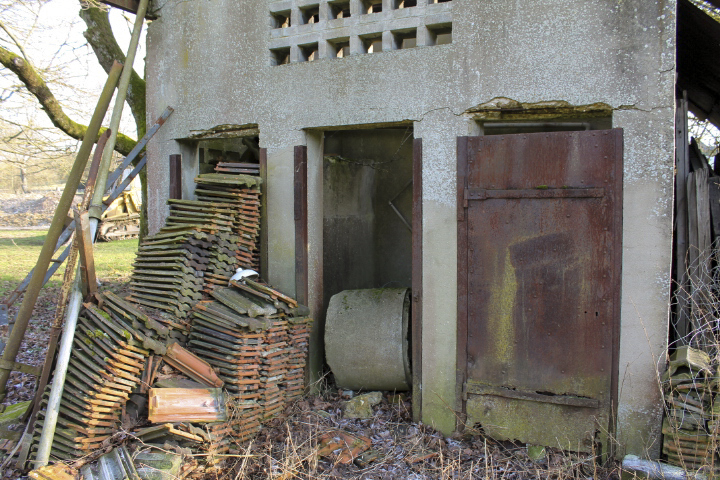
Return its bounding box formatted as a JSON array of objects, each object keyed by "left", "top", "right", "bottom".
[{"left": 2, "top": 0, "right": 147, "bottom": 142}]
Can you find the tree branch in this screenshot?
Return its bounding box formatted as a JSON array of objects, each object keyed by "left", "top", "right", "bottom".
[
  {"left": 80, "top": 4, "right": 146, "bottom": 138},
  {"left": 0, "top": 45, "right": 137, "bottom": 156},
  {"left": 0, "top": 19, "right": 31, "bottom": 63}
]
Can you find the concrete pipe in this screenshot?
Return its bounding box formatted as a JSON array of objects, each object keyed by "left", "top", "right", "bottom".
[{"left": 325, "top": 288, "right": 411, "bottom": 391}]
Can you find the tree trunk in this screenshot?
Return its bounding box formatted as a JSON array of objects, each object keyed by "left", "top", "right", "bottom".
[
  {"left": 20, "top": 166, "right": 30, "bottom": 194},
  {"left": 80, "top": 3, "right": 148, "bottom": 241}
]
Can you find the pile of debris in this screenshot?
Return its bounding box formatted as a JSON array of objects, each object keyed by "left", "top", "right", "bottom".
[
  {"left": 26, "top": 278, "right": 309, "bottom": 474},
  {"left": 661, "top": 345, "right": 718, "bottom": 469},
  {"left": 14, "top": 162, "right": 315, "bottom": 476},
  {"left": 0, "top": 192, "right": 71, "bottom": 228},
  {"left": 189, "top": 283, "right": 310, "bottom": 426}
]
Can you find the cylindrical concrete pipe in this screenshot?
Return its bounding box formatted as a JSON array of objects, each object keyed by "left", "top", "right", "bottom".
[{"left": 325, "top": 288, "right": 411, "bottom": 391}]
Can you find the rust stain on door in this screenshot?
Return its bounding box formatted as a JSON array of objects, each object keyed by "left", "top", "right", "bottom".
[{"left": 458, "top": 130, "right": 623, "bottom": 454}]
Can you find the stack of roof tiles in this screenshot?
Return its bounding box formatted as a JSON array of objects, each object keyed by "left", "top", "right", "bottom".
[
  {"left": 30, "top": 292, "right": 169, "bottom": 460},
  {"left": 187, "top": 280, "right": 311, "bottom": 455},
  {"left": 215, "top": 162, "right": 260, "bottom": 175},
  {"left": 284, "top": 317, "right": 311, "bottom": 402},
  {"left": 194, "top": 173, "right": 262, "bottom": 273},
  {"left": 128, "top": 226, "right": 210, "bottom": 330},
  {"left": 128, "top": 172, "right": 262, "bottom": 321},
  {"left": 661, "top": 346, "right": 717, "bottom": 469},
  {"left": 30, "top": 163, "right": 315, "bottom": 465}
]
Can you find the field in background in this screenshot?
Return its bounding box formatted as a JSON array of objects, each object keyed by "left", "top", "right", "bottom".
[{"left": 0, "top": 229, "right": 137, "bottom": 297}]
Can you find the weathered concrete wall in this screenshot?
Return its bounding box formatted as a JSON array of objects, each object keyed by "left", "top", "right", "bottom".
[
  {"left": 145, "top": 0, "right": 676, "bottom": 457},
  {"left": 322, "top": 158, "right": 376, "bottom": 304},
  {"left": 323, "top": 129, "right": 414, "bottom": 296}
]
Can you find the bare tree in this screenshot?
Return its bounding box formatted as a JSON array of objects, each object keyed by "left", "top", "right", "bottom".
[
  {"left": 0, "top": 0, "right": 149, "bottom": 233},
  {"left": 0, "top": 117, "right": 74, "bottom": 193}
]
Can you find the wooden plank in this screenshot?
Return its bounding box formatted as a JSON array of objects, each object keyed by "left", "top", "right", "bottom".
[
  {"left": 169, "top": 154, "right": 182, "bottom": 200},
  {"left": 466, "top": 381, "right": 600, "bottom": 409},
  {"left": 696, "top": 168, "right": 712, "bottom": 273},
  {"left": 708, "top": 178, "right": 720, "bottom": 240},
  {"left": 694, "top": 168, "right": 712, "bottom": 346},
  {"left": 674, "top": 95, "right": 691, "bottom": 341},
  {"left": 455, "top": 136, "right": 469, "bottom": 430},
  {"left": 74, "top": 209, "right": 97, "bottom": 299},
  {"left": 609, "top": 128, "right": 624, "bottom": 461},
  {"left": 99, "top": 0, "right": 157, "bottom": 19},
  {"left": 687, "top": 171, "right": 701, "bottom": 338},
  {"left": 294, "top": 146, "right": 308, "bottom": 306},
  {"left": 0, "top": 360, "right": 40, "bottom": 377},
  {"left": 148, "top": 388, "right": 227, "bottom": 423},
  {"left": 411, "top": 138, "right": 423, "bottom": 423}
]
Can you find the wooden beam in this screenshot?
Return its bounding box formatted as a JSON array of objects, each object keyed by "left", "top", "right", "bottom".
[
  {"left": 259, "top": 148, "right": 268, "bottom": 281},
  {"left": 411, "top": 138, "right": 423, "bottom": 423},
  {"left": 74, "top": 209, "right": 97, "bottom": 299},
  {"left": 99, "top": 0, "right": 157, "bottom": 19},
  {"left": 455, "top": 136, "right": 469, "bottom": 431},
  {"left": 674, "top": 94, "right": 691, "bottom": 341},
  {"left": 0, "top": 360, "right": 40, "bottom": 377},
  {"left": 294, "top": 146, "right": 308, "bottom": 306}
]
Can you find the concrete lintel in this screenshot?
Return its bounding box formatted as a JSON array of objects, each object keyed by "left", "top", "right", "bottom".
[
  {"left": 423, "top": 11, "right": 452, "bottom": 27},
  {"left": 270, "top": 1, "right": 293, "bottom": 13}
]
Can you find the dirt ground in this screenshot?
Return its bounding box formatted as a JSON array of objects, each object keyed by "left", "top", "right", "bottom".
[{"left": 0, "top": 192, "right": 66, "bottom": 228}]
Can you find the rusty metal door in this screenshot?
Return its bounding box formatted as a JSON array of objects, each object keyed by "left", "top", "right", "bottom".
[{"left": 457, "top": 129, "right": 622, "bottom": 454}]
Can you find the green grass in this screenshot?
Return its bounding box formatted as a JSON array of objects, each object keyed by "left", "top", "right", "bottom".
[{"left": 0, "top": 229, "right": 137, "bottom": 297}]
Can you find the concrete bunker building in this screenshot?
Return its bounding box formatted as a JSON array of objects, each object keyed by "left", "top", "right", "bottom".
[{"left": 137, "top": 0, "right": 695, "bottom": 458}]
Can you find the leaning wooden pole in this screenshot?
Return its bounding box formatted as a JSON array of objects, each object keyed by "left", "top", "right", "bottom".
[
  {"left": 89, "top": 0, "right": 149, "bottom": 223},
  {"left": 35, "top": 0, "right": 149, "bottom": 466},
  {"left": 0, "top": 61, "right": 123, "bottom": 405}
]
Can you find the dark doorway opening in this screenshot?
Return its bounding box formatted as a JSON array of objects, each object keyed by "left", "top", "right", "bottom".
[{"left": 321, "top": 127, "right": 415, "bottom": 314}]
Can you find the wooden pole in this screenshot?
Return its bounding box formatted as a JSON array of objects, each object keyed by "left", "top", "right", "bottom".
[
  {"left": 35, "top": 0, "right": 149, "bottom": 465},
  {"left": 0, "top": 61, "right": 122, "bottom": 404}
]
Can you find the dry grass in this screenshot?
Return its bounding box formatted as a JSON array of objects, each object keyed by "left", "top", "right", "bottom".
[{"left": 208, "top": 392, "right": 619, "bottom": 480}]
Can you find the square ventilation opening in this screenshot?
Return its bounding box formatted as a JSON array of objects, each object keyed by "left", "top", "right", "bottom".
[
  {"left": 428, "top": 23, "right": 452, "bottom": 45},
  {"left": 361, "top": 33, "right": 383, "bottom": 53},
  {"left": 329, "top": 0, "right": 351, "bottom": 18},
  {"left": 300, "top": 4, "right": 320, "bottom": 24},
  {"left": 362, "top": 0, "right": 383, "bottom": 14},
  {"left": 392, "top": 28, "right": 417, "bottom": 49},
  {"left": 270, "top": 46, "right": 291, "bottom": 66},
  {"left": 393, "top": 0, "right": 417, "bottom": 8},
  {"left": 299, "top": 42, "right": 319, "bottom": 61},
  {"left": 329, "top": 37, "right": 351, "bottom": 58},
  {"left": 270, "top": 10, "right": 291, "bottom": 28}
]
